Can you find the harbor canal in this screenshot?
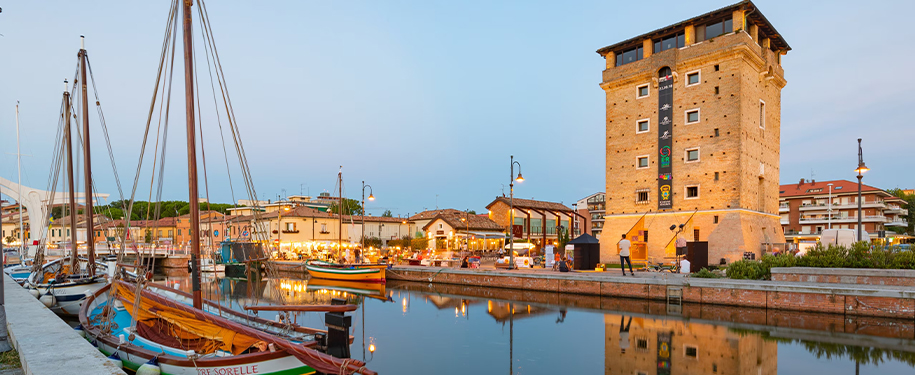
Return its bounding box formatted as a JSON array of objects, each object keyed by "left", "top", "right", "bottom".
[{"left": 152, "top": 273, "right": 915, "bottom": 374}]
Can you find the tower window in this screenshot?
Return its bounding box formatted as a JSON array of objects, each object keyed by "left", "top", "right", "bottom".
[
  {"left": 686, "top": 71, "right": 701, "bottom": 86},
  {"left": 759, "top": 100, "right": 766, "bottom": 129},
  {"left": 714, "top": 64, "right": 720, "bottom": 71},
  {"left": 686, "top": 109, "right": 700, "bottom": 124},
  {"left": 714, "top": 86, "right": 719, "bottom": 95},
  {"left": 616, "top": 46, "right": 644, "bottom": 66},
  {"left": 653, "top": 32, "right": 685, "bottom": 53},
  {"left": 714, "top": 128, "right": 719, "bottom": 137},
  {"left": 636, "top": 189, "right": 650, "bottom": 203},
  {"left": 637, "top": 119, "right": 650, "bottom": 133},
  {"left": 713, "top": 215, "right": 719, "bottom": 224},
  {"left": 637, "top": 156, "right": 649, "bottom": 169},
  {"left": 637, "top": 84, "right": 649, "bottom": 98},
  {"left": 686, "top": 186, "right": 700, "bottom": 199},
  {"left": 686, "top": 148, "right": 700, "bottom": 162},
  {"left": 714, "top": 172, "right": 719, "bottom": 181}
]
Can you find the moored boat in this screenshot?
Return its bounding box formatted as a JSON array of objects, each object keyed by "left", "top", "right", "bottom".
[
  {"left": 305, "top": 260, "right": 386, "bottom": 283},
  {"left": 27, "top": 257, "right": 108, "bottom": 316}
]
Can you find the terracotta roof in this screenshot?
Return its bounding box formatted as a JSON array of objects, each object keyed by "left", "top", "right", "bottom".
[
  {"left": 408, "top": 209, "right": 464, "bottom": 221},
  {"left": 485, "top": 197, "right": 572, "bottom": 212},
  {"left": 422, "top": 212, "right": 502, "bottom": 232},
  {"left": 779, "top": 179, "right": 883, "bottom": 198},
  {"left": 156, "top": 217, "right": 177, "bottom": 226},
  {"left": 177, "top": 210, "right": 225, "bottom": 218}
]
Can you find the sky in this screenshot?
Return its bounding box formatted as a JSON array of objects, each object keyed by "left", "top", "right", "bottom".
[{"left": 0, "top": 0, "right": 913, "bottom": 217}]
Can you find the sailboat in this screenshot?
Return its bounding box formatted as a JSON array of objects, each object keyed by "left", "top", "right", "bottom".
[
  {"left": 304, "top": 169, "right": 386, "bottom": 283},
  {"left": 81, "top": 1, "right": 375, "bottom": 374},
  {"left": 4, "top": 104, "right": 34, "bottom": 285},
  {"left": 26, "top": 42, "right": 108, "bottom": 316}
]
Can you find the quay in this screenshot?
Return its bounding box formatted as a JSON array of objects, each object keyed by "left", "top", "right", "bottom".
[
  {"left": 3, "top": 275, "right": 125, "bottom": 375},
  {"left": 385, "top": 266, "right": 915, "bottom": 319}
]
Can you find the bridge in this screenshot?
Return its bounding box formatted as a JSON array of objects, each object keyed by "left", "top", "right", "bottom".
[{"left": 0, "top": 176, "right": 108, "bottom": 257}]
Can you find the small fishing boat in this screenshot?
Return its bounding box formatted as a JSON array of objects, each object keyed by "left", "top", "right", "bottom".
[
  {"left": 27, "top": 257, "right": 108, "bottom": 316},
  {"left": 305, "top": 260, "right": 386, "bottom": 283},
  {"left": 80, "top": 281, "right": 371, "bottom": 375},
  {"left": 4, "top": 258, "right": 34, "bottom": 285},
  {"left": 188, "top": 257, "right": 225, "bottom": 273}
]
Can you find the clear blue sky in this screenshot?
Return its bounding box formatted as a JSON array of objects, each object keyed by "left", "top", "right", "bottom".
[{"left": 1, "top": 0, "right": 913, "bottom": 217}]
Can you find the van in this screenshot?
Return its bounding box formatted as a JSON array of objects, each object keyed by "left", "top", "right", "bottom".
[{"left": 819, "top": 229, "right": 868, "bottom": 248}]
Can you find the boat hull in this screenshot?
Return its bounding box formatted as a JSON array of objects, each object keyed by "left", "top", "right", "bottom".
[{"left": 304, "top": 263, "right": 385, "bottom": 283}]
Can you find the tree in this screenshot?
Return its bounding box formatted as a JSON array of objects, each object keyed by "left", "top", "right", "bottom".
[
  {"left": 328, "top": 198, "right": 363, "bottom": 215},
  {"left": 558, "top": 227, "right": 571, "bottom": 250},
  {"left": 466, "top": 209, "right": 477, "bottom": 215},
  {"left": 381, "top": 210, "right": 393, "bottom": 217}
]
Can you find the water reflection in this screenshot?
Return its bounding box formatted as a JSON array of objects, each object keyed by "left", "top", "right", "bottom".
[{"left": 154, "top": 273, "right": 915, "bottom": 374}]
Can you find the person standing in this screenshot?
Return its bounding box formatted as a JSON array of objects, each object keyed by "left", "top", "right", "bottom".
[{"left": 618, "top": 233, "right": 633, "bottom": 276}]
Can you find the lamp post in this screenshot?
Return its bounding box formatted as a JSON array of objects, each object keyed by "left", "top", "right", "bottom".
[
  {"left": 855, "top": 139, "right": 869, "bottom": 242},
  {"left": 509, "top": 155, "right": 524, "bottom": 269},
  {"left": 827, "top": 183, "right": 834, "bottom": 230},
  {"left": 361, "top": 181, "right": 375, "bottom": 263}
]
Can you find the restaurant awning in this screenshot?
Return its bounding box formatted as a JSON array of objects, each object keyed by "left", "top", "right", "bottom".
[{"left": 456, "top": 231, "right": 506, "bottom": 239}]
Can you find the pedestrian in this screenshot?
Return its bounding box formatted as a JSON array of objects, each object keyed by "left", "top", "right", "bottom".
[
  {"left": 618, "top": 233, "right": 633, "bottom": 276},
  {"left": 460, "top": 256, "right": 469, "bottom": 268},
  {"left": 619, "top": 315, "right": 632, "bottom": 353}
]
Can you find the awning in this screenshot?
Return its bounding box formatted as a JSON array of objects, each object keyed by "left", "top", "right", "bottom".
[{"left": 456, "top": 231, "right": 506, "bottom": 239}]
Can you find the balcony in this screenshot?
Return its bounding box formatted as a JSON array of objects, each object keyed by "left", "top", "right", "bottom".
[
  {"left": 798, "top": 203, "right": 828, "bottom": 211},
  {"left": 779, "top": 204, "right": 789, "bottom": 213},
  {"left": 798, "top": 215, "right": 886, "bottom": 224},
  {"left": 885, "top": 206, "right": 908, "bottom": 215},
  {"left": 886, "top": 219, "right": 909, "bottom": 227},
  {"left": 780, "top": 219, "right": 789, "bottom": 225}
]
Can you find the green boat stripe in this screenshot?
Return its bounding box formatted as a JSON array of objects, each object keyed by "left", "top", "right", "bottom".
[
  {"left": 306, "top": 265, "right": 380, "bottom": 275},
  {"left": 100, "top": 348, "right": 315, "bottom": 375}
]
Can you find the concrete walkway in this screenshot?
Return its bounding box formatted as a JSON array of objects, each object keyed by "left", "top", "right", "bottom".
[{"left": 4, "top": 275, "right": 125, "bottom": 375}]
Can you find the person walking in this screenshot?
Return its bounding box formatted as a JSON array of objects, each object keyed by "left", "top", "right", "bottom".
[{"left": 618, "top": 233, "right": 633, "bottom": 276}]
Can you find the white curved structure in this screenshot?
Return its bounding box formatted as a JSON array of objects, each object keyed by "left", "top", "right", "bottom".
[{"left": 0, "top": 176, "right": 108, "bottom": 257}]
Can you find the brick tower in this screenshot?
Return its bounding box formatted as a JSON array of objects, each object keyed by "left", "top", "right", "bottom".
[{"left": 596, "top": 0, "right": 790, "bottom": 265}]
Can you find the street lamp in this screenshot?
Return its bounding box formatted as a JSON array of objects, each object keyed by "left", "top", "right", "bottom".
[
  {"left": 361, "top": 181, "right": 375, "bottom": 263},
  {"left": 855, "top": 138, "right": 869, "bottom": 242},
  {"left": 827, "top": 183, "right": 834, "bottom": 230},
  {"left": 509, "top": 155, "right": 523, "bottom": 269}
]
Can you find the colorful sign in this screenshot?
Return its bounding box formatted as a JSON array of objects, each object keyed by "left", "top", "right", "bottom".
[
  {"left": 657, "top": 332, "right": 672, "bottom": 375},
  {"left": 658, "top": 67, "right": 674, "bottom": 210}
]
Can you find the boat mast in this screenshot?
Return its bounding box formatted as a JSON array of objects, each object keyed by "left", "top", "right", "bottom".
[
  {"left": 338, "top": 167, "right": 342, "bottom": 258},
  {"left": 79, "top": 36, "right": 96, "bottom": 277},
  {"left": 64, "top": 80, "right": 79, "bottom": 273},
  {"left": 14, "top": 103, "right": 23, "bottom": 257},
  {"left": 182, "top": 0, "right": 203, "bottom": 309}
]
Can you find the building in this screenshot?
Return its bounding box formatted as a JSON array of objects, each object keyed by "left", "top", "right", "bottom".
[
  {"left": 596, "top": 0, "right": 789, "bottom": 264},
  {"left": 175, "top": 210, "right": 225, "bottom": 245},
  {"left": 422, "top": 211, "right": 504, "bottom": 251},
  {"left": 575, "top": 192, "right": 606, "bottom": 239},
  {"left": 604, "top": 313, "right": 776, "bottom": 375},
  {"left": 486, "top": 197, "right": 582, "bottom": 247},
  {"left": 344, "top": 215, "right": 413, "bottom": 246},
  {"left": 779, "top": 179, "right": 909, "bottom": 242},
  {"left": 409, "top": 209, "right": 466, "bottom": 239}
]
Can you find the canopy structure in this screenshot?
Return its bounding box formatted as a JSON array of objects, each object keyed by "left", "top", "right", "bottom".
[{"left": 568, "top": 233, "right": 600, "bottom": 270}]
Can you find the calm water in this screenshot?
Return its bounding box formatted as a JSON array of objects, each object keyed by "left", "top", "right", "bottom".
[{"left": 156, "top": 273, "right": 915, "bottom": 375}]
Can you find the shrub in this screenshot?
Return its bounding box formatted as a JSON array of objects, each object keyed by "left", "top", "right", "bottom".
[
  {"left": 410, "top": 238, "right": 429, "bottom": 250},
  {"left": 726, "top": 259, "right": 766, "bottom": 280},
  {"left": 693, "top": 268, "right": 721, "bottom": 278}
]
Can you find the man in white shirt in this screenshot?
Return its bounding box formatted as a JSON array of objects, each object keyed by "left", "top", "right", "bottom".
[{"left": 618, "top": 233, "right": 633, "bottom": 276}]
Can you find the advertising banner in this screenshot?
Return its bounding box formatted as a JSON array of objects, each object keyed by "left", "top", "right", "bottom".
[{"left": 658, "top": 68, "right": 674, "bottom": 210}]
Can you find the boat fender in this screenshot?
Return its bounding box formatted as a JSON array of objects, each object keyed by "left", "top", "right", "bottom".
[
  {"left": 39, "top": 291, "right": 56, "bottom": 308},
  {"left": 74, "top": 325, "right": 85, "bottom": 338},
  {"left": 28, "top": 288, "right": 40, "bottom": 299},
  {"left": 136, "top": 357, "right": 161, "bottom": 375},
  {"left": 119, "top": 334, "right": 126, "bottom": 345},
  {"left": 106, "top": 352, "right": 123, "bottom": 368}
]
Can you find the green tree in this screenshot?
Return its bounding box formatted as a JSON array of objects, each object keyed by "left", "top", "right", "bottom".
[
  {"left": 466, "top": 209, "right": 477, "bottom": 215},
  {"left": 381, "top": 210, "right": 393, "bottom": 217},
  {"left": 558, "top": 226, "right": 571, "bottom": 249},
  {"left": 328, "top": 198, "right": 363, "bottom": 215}
]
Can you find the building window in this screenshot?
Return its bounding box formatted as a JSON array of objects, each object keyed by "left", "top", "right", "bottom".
[
  {"left": 714, "top": 128, "right": 719, "bottom": 137},
  {"left": 685, "top": 345, "right": 699, "bottom": 358},
  {"left": 714, "top": 64, "right": 720, "bottom": 71},
  {"left": 168, "top": 230, "right": 173, "bottom": 236},
  {"left": 686, "top": 185, "right": 700, "bottom": 199},
  {"left": 178, "top": 230, "right": 181, "bottom": 235},
  {"left": 321, "top": 223, "right": 327, "bottom": 233},
  {"left": 637, "top": 155, "right": 649, "bottom": 169},
  {"left": 636, "top": 189, "right": 650, "bottom": 204},
  {"left": 698, "top": 18, "right": 733, "bottom": 41},
  {"left": 759, "top": 99, "right": 766, "bottom": 129},
  {"left": 713, "top": 215, "right": 719, "bottom": 224},
  {"left": 686, "top": 109, "right": 700, "bottom": 124},
  {"left": 615, "top": 46, "right": 644, "bottom": 66},
  {"left": 714, "top": 86, "right": 719, "bottom": 95},
  {"left": 714, "top": 172, "right": 719, "bottom": 180},
  {"left": 636, "top": 84, "right": 649, "bottom": 99},
  {"left": 653, "top": 32, "right": 685, "bottom": 53},
  {"left": 686, "top": 70, "right": 701, "bottom": 86},
  {"left": 285, "top": 222, "right": 295, "bottom": 231},
  {"left": 686, "top": 148, "right": 700, "bottom": 162},
  {"left": 636, "top": 119, "right": 650, "bottom": 134}
]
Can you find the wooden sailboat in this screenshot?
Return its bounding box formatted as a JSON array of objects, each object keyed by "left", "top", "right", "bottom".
[
  {"left": 81, "top": 1, "right": 375, "bottom": 374},
  {"left": 27, "top": 40, "right": 107, "bottom": 316}
]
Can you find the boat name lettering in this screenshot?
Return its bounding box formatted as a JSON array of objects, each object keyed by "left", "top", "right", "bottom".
[{"left": 197, "top": 365, "right": 258, "bottom": 375}]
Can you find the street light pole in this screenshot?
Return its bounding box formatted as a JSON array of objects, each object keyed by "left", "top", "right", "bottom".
[
  {"left": 361, "top": 181, "right": 375, "bottom": 264},
  {"left": 509, "top": 155, "right": 524, "bottom": 270},
  {"left": 855, "top": 138, "right": 869, "bottom": 242}
]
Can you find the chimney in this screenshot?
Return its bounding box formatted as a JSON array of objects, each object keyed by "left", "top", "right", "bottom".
[
  {"left": 798, "top": 178, "right": 805, "bottom": 186},
  {"left": 811, "top": 179, "right": 816, "bottom": 184}
]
